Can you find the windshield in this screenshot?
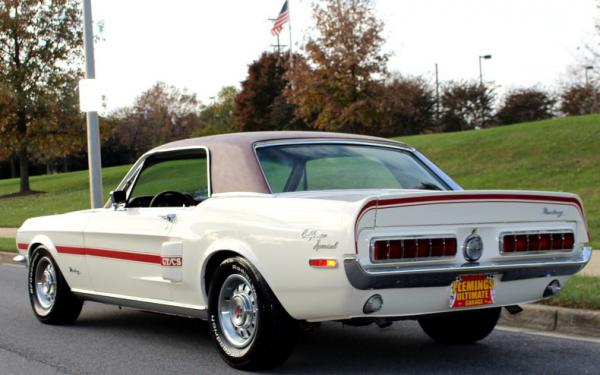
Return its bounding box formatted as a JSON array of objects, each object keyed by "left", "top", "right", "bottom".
[{"left": 256, "top": 143, "right": 447, "bottom": 193}]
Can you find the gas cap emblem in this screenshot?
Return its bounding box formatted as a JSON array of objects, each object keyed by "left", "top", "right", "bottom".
[{"left": 463, "top": 233, "right": 483, "bottom": 262}]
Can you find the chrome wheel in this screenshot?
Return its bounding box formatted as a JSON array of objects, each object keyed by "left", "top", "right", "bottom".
[
  {"left": 218, "top": 274, "right": 258, "bottom": 349},
  {"left": 33, "top": 256, "right": 57, "bottom": 315}
]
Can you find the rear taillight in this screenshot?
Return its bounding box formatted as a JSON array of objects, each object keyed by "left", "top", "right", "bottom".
[
  {"left": 372, "top": 237, "right": 457, "bottom": 261},
  {"left": 501, "top": 231, "right": 574, "bottom": 254}
]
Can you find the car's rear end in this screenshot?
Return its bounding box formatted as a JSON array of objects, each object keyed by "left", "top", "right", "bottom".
[{"left": 345, "top": 190, "right": 591, "bottom": 319}]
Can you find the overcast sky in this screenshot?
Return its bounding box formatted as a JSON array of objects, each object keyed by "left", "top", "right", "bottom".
[{"left": 91, "top": 0, "right": 597, "bottom": 111}]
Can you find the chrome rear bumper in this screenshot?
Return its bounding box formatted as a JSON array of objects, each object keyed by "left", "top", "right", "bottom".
[{"left": 344, "top": 247, "right": 592, "bottom": 290}]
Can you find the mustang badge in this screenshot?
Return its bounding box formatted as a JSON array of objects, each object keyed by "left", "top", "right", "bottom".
[{"left": 543, "top": 207, "right": 563, "bottom": 218}]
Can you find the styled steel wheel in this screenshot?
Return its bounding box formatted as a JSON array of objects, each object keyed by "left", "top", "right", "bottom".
[
  {"left": 32, "top": 256, "right": 57, "bottom": 316},
  {"left": 218, "top": 274, "right": 258, "bottom": 349},
  {"left": 208, "top": 256, "right": 298, "bottom": 370},
  {"left": 28, "top": 248, "right": 83, "bottom": 325}
]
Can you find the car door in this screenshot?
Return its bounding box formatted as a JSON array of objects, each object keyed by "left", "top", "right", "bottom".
[{"left": 83, "top": 148, "right": 210, "bottom": 302}]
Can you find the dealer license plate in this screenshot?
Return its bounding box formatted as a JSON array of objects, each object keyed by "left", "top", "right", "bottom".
[{"left": 449, "top": 274, "right": 495, "bottom": 308}]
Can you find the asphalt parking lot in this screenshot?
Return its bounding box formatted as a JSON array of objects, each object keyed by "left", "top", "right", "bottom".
[{"left": 1, "top": 263, "right": 599, "bottom": 375}]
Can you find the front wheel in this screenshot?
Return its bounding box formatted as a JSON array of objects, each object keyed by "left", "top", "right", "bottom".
[
  {"left": 418, "top": 307, "right": 501, "bottom": 344},
  {"left": 28, "top": 247, "right": 83, "bottom": 324},
  {"left": 208, "top": 257, "right": 298, "bottom": 370}
]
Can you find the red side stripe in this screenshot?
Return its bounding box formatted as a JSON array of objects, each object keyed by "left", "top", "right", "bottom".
[
  {"left": 373, "top": 194, "right": 584, "bottom": 214},
  {"left": 55, "top": 246, "right": 86, "bottom": 255},
  {"left": 17, "top": 243, "right": 28, "bottom": 250},
  {"left": 56, "top": 246, "right": 161, "bottom": 264}
]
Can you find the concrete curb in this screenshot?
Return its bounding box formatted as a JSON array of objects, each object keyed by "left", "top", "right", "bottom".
[{"left": 499, "top": 304, "right": 600, "bottom": 338}]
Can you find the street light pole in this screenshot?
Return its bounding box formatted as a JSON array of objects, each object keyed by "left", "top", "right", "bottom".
[
  {"left": 82, "top": 0, "right": 103, "bottom": 208},
  {"left": 479, "top": 54, "right": 492, "bottom": 85},
  {"left": 585, "top": 66, "right": 594, "bottom": 86}
]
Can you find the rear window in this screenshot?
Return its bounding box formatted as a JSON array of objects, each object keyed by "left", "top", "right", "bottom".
[{"left": 256, "top": 143, "right": 446, "bottom": 193}]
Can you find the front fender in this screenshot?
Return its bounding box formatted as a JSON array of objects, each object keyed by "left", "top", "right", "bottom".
[{"left": 26, "top": 234, "right": 59, "bottom": 260}]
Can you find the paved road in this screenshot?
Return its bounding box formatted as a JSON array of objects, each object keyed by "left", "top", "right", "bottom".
[{"left": 1, "top": 264, "right": 599, "bottom": 375}]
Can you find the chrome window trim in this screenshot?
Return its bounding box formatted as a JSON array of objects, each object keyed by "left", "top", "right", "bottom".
[
  {"left": 498, "top": 229, "right": 575, "bottom": 255},
  {"left": 369, "top": 234, "right": 458, "bottom": 264},
  {"left": 253, "top": 139, "right": 460, "bottom": 193},
  {"left": 106, "top": 145, "right": 212, "bottom": 208}
]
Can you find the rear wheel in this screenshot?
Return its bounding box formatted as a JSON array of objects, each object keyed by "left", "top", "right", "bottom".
[
  {"left": 208, "top": 256, "right": 298, "bottom": 370},
  {"left": 28, "top": 248, "right": 83, "bottom": 324},
  {"left": 418, "top": 307, "right": 501, "bottom": 344}
]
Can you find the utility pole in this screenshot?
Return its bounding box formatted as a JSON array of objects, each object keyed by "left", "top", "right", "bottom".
[
  {"left": 268, "top": 18, "right": 287, "bottom": 56},
  {"left": 82, "top": 0, "right": 103, "bottom": 208},
  {"left": 479, "top": 54, "right": 492, "bottom": 86},
  {"left": 435, "top": 63, "right": 440, "bottom": 120},
  {"left": 585, "top": 66, "right": 594, "bottom": 86}
]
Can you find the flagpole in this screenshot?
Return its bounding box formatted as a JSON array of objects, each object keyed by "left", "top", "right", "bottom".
[{"left": 287, "top": 0, "right": 293, "bottom": 68}]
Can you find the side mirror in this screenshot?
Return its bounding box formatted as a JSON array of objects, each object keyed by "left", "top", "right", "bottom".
[{"left": 110, "top": 190, "right": 127, "bottom": 209}]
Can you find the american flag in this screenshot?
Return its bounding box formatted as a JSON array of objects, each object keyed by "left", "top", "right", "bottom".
[{"left": 271, "top": 1, "right": 289, "bottom": 36}]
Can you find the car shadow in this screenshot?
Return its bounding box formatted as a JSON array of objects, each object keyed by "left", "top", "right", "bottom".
[{"left": 73, "top": 303, "right": 516, "bottom": 374}]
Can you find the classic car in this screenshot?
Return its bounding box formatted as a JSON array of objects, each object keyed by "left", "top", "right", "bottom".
[{"left": 15, "top": 131, "right": 592, "bottom": 369}]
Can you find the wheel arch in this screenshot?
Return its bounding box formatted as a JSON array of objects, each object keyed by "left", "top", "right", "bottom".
[
  {"left": 200, "top": 239, "right": 261, "bottom": 300},
  {"left": 27, "top": 234, "right": 59, "bottom": 259}
]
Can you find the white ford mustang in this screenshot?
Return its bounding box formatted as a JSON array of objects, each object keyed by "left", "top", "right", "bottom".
[{"left": 15, "top": 131, "right": 592, "bottom": 369}]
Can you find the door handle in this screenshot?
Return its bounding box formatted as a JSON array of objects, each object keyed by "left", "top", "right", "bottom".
[{"left": 159, "top": 214, "right": 177, "bottom": 223}]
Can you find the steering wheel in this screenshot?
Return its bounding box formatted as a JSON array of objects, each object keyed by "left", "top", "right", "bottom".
[{"left": 149, "top": 191, "right": 195, "bottom": 207}]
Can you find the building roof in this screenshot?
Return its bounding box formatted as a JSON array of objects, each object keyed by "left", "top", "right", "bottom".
[{"left": 149, "top": 131, "right": 410, "bottom": 194}]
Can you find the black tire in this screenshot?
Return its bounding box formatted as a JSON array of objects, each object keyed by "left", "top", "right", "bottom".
[
  {"left": 28, "top": 247, "right": 83, "bottom": 325},
  {"left": 208, "top": 256, "right": 298, "bottom": 370},
  {"left": 418, "top": 307, "right": 501, "bottom": 344}
]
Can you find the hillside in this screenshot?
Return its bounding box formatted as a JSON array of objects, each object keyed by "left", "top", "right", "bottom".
[
  {"left": 0, "top": 165, "right": 131, "bottom": 227},
  {"left": 0, "top": 115, "right": 598, "bottom": 248},
  {"left": 396, "top": 114, "right": 600, "bottom": 248}
]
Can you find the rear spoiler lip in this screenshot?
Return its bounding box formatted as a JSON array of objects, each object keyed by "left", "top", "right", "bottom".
[{"left": 353, "top": 192, "right": 589, "bottom": 253}]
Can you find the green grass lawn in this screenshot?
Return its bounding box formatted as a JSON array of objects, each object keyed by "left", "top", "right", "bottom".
[
  {"left": 0, "top": 164, "right": 131, "bottom": 227},
  {"left": 396, "top": 114, "right": 600, "bottom": 249},
  {"left": 0, "top": 237, "right": 16, "bottom": 253},
  {"left": 541, "top": 275, "right": 600, "bottom": 310},
  {"left": 0, "top": 115, "right": 598, "bottom": 249}
]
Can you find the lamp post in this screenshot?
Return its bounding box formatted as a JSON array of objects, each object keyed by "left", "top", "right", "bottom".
[
  {"left": 82, "top": 0, "right": 103, "bottom": 208},
  {"left": 585, "top": 66, "right": 594, "bottom": 86},
  {"left": 479, "top": 54, "right": 492, "bottom": 85}
]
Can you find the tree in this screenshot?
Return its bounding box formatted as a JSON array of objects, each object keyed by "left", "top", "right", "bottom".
[
  {"left": 285, "top": 0, "right": 388, "bottom": 134},
  {"left": 378, "top": 76, "right": 436, "bottom": 136},
  {"left": 496, "top": 87, "right": 556, "bottom": 125},
  {"left": 559, "top": 84, "right": 600, "bottom": 116},
  {"left": 439, "top": 81, "right": 495, "bottom": 132},
  {"left": 193, "top": 86, "right": 238, "bottom": 137},
  {"left": 111, "top": 82, "right": 201, "bottom": 161},
  {"left": 0, "top": 0, "right": 83, "bottom": 192},
  {"left": 234, "top": 52, "right": 305, "bottom": 132}
]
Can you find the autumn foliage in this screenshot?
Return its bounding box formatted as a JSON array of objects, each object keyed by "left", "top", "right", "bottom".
[
  {"left": 0, "top": 0, "right": 83, "bottom": 192},
  {"left": 285, "top": 0, "right": 388, "bottom": 134},
  {"left": 234, "top": 52, "right": 305, "bottom": 132}
]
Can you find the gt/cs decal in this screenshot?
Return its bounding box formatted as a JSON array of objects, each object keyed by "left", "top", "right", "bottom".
[{"left": 161, "top": 256, "right": 183, "bottom": 267}]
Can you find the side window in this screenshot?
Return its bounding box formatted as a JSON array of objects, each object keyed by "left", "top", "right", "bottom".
[{"left": 128, "top": 152, "right": 209, "bottom": 207}]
